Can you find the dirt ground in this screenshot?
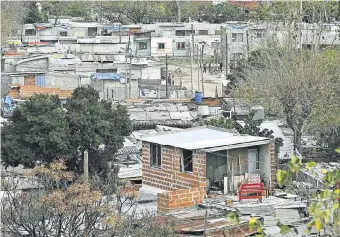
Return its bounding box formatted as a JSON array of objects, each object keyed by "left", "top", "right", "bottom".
[{"left": 167, "top": 63, "right": 224, "bottom": 98}]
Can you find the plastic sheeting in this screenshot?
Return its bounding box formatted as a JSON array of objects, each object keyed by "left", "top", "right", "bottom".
[{"left": 91, "top": 73, "right": 121, "bottom": 81}]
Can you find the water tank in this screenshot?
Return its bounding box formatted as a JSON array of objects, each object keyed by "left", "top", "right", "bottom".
[
  {"left": 251, "top": 105, "right": 264, "bottom": 120},
  {"left": 197, "top": 104, "right": 209, "bottom": 116},
  {"left": 194, "top": 91, "right": 203, "bottom": 104}
]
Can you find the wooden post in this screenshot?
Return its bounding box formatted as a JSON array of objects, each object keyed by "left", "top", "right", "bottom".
[
  {"left": 197, "top": 45, "right": 200, "bottom": 90},
  {"left": 201, "top": 44, "right": 205, "bottom": 97},
  {"left": 165, "top": 54, "right": 168, "bottom": 99},
  {"left": 190, "top": 24, "right": 194, "bottom": 96},
  {"left": 84, "top": 150, "right": 89, "bottom": 183}
]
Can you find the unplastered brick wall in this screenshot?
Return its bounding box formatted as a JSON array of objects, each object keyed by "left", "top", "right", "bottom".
[
  {"left": 269, "top": 140, "right": 276, "bottom": 187},
  {"left": 142, "top": 141, "right": 206, "bottom": 191},
  {"left": 18, "top": 85, "right": 73, "bottom": 99},
  {"left": 157, "top": 187, "right": 206, "bottom": 213}
]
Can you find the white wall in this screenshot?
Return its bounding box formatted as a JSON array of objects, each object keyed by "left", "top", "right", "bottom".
[
  {"left": 151, "top": 38, "right": 173, "bottom": 57},
  {"left": 69, "top": 43, "right": 126, "bottom": 54}
]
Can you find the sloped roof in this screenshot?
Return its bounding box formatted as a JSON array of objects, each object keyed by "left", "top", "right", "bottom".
[{"left": 140, "top": 126, "right": 269, "bottom": 150}]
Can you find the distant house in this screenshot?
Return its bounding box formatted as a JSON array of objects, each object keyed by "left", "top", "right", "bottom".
[
  {"left": 140, "top": 126, "right": 276, "bottom": 212},
  {"left": 91, "top": 72, "right": 138, "bottom": 101}
]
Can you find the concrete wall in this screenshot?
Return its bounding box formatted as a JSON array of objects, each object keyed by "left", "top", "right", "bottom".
[
  {"left": 134, "top": 39, "right": 151, "bottom": 57},
  {"left": 142, "top": 141, "right": 207, "bottom": 191},
  {"left": 151, "top": 38, "right": 173, "bottom": 57},
  {"left": 69, "top": 43, "right": 126, "bottom": 54},
  {"left": 173, "top": 38, "right": 190, "bottom": 57},
  {"left": 92, "top": 79, "right": 138, "bottom": 101},
  {"left": 45, "top": 72, "right": 83, "bottom": 89},
  {"left": 16, "top": 58, "right": 48, "bottom": 73}
]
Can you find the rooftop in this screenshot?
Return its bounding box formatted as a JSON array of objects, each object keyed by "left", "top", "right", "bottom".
[{"left": 140, "top": 126, "right": 269, "bottom": 150}]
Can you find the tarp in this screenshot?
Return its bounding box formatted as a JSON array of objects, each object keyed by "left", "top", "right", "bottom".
[
  {"left": 1, "top": 96, "right": 14, "bottom": 105},
  {"left": 103, "top": 25, "right": 128, "bottom": 31},
  {"left": 92, "top": 73, "right": 121, "bottom": 81}
]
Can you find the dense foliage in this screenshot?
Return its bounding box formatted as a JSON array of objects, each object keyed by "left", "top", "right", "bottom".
[
  {"left": 1, "top": 86, "right": 132, "bottom": 176},
  {"left": 232, "top": 46, "right": 340, "bottom": 155},
  {"left": 1, "top": 161, "right": 176, "bottom": 237}
]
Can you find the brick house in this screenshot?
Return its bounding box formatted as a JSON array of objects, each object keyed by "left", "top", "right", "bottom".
[{"left": 140, "top": 126, "right": 276, "bottom": 213}]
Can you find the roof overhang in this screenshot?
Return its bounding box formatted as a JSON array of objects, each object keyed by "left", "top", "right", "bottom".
[{"left": 203, "top": 139, "right": 270, "bottom": 153}]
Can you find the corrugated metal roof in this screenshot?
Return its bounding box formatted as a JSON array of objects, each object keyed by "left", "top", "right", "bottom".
[{"left": 140, "top": 126, "right": 269, "bottom": 150}]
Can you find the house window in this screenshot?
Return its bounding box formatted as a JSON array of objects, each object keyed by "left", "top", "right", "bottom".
[
  {"left": 25, "top": 29, "right": 36, "bottom": 36},
  {"left": 232, "top": 33, "right": 243, "bottom": 42},
  {"left": 181, "top": 149, "right": 193, "bottom": 172},
  {"left": 138, "top": 42, "right": 148, "bottom": 50},
  {"left": 88, "top": 27, "right": 98, "bottom": 36},
  {"left": 158, "top": 43, "right": 165, "bottom": 49},
  {"left": 60, "top": 31, "right": 67, "bottom": 36},
  {"left": 175, "top": 30, "right": 185, "bottom": 36},
  {"left": 176, "top": 42, "right": 185, "bottom": 49},
  {"left": 199, "top": 30, "right": 208, "bottom": 35},
  {"left": 185, "top": 30, "right": 194, "bottom": 36},
  {"left": 255, "top": 32, "right": 263, "bottom": 39},
  {"left": 215, "top": 30, "right": 222, "bottom": 35},
  {"left": 233, "top": 53, "right": 243, "bottom": 61},
  {"left": 211, "top": 42, "right": 220, "bottom": 49},
  {"left": 150, "top": 143, "right": 162, "bottom": 167}
]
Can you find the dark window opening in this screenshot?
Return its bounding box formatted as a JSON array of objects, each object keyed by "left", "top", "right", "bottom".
[
  {"left": 176, "top": 42, "right": 185, "bottom": 49},
  {"left": 138, "top": 42, "right": 148, "bottom": 50},
  {"left": 175, "top": 30, "right": 185, "bottom": 36},
  {"left": 199, "top": 30, "right": 208, "bottom": 35},
  {"left": 60, "top": 31, "right": 67, "bottom": 36},
  {"left": 185, "top": 30, "right": 194, "bottom": 36},
  {"left": 158, "top": 43, "right": 165, "bottom": 49},
  {"left": 181, "top": 149, "right": 193, "bottom": 172},
  {"left": 25, "top": 29, "right": 36, "bottom": 36},
  {"left": 150, "top": 143, "right": 162, "bottom": 167}
]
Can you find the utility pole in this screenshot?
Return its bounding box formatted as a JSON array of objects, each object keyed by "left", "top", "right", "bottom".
[
  {"left": 220, "top": 26, "right": 225, "bottom": 73},
  {"left": 124, "top": 43, "right": 128, "bottom": 99},
  {"left": 119, "top": 25, "right": 121, "bottom": 43},
  {"left": 197, "top": 45, "right": 200, "bottom": 90},
  {"left": 165, "top": 54, "right": 168, "bottom": 99},
  {"left": 190, "top": 24, "right": 194, "bottom": 95},
  {"left": 125, "top": 35, "right": 131, "bottom": 99},
  {"left": 201, "top": 44, "right": 205, "bottom": 97},
  {"left": 83, "top": 150, "right": 89, "bottom": 184}
]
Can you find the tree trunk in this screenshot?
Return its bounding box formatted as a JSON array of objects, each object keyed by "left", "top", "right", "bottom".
[
  {"left": 176, "top": 0, "right": 181, "bottom": 22},
  {"left": 293, "top": 127, "right": 302, "bottom": 156}
]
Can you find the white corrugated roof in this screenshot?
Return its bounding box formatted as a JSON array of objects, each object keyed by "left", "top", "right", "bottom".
[{"left": 140, "top": 126, "right": 269, "bottom": 150}]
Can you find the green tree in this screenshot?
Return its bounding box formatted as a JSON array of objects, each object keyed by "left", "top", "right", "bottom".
[
  {"left": 1, "top": 86, "right": 132, "bottom": 176},
  {"left": 42, "top": 1, "right": 67, "bottom": 25},
  {"left": 259, "top": 1, "right": 339, "bottom": 23},
  {"left": 1, "top": 1, "right": 28, "bottom": 46},
  {"left": 64, "top": 86, "right": 132, "bottom": 175},
  {"left": 1, "top": 94, "right": 69, "bottom": 167},
  {"left": 233, "top": 47, "right": 339, "bottom": 154},
  {"left": 24, "top": 1, "right": 42, "bottom": 24}
]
